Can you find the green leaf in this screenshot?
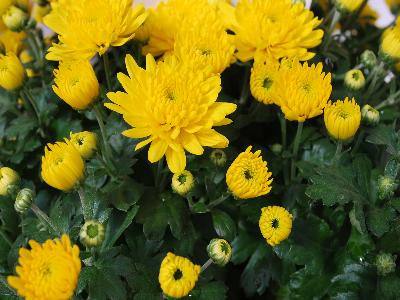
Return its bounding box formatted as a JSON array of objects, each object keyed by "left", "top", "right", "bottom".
[
  {"left": 352, "top": 155, "right": 372, "bottom": 199},
  {"left": 366, "top": 206, "right": 396, "bottom": 237},
  {"left": 390, "top": 198, "right": 400, "bottom": 212},
  {"left": 191, "top": 281, "right": 227, "bottom": 300},
  {"left": 349, "top": 202, "right": 367, "bottom": 235},
  {"left": 128, "top": 263, "right": 163, "bottom": 300},
  {"left": 211, "top": 210, "right": 237, "bottom": 241},
  {"left": 366, "top": 125, "right": 398, "bottom": 155},
  {"left": 378, "top": 275, "right": 400, "bottom": 300},
  {"left": 384, "top": 158, "right": 400, "bottom": 179},
  {"left": 231, "top": 227, "right": 259, "bottom": 264}
]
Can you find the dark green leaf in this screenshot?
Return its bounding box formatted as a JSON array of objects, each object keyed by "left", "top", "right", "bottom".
[{"left": 211, "top": 210, "right": 237, "bottom": 241}]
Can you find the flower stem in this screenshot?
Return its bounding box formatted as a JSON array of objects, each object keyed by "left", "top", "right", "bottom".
[
  {"left": 31, "top": 204, "right": 60, "bottom": 235},
  {"left": 21, "top": 88, "right": 44, "bottom": 137},
  {"left": 332, "top": 141, "right": 343, "bottom": 164},
  {"left": 93, "top": 105, "right": 114, "bottom": 170},
  {"left": 103, "top": 52, "right": 112, "bottom": 91},
  {"left": 207, "top": 191, "right": 231, "bottom": 210},
  {"left": 290, "top": 122, "right": 304, "bottom": 181},
  {"left": 77, "top": 187, "right": 89, "bottom": 221},
  {"left": 322, "top": 9, "right": 340, "bottom": 53},
  {"left": 351, "top": 129, "right": 365, "bottom": 155},
  {"left": 201, "top": 258, "right": 214, "bottom": 272},
  {"left": 239, "top": 65, "right": 250, "bottom": 105},
  {"left": 278, "top": 113, "right": 289, "bottom": 185},
  {"left": 0, "top": 230, "right": 12, "bottom": 247}
]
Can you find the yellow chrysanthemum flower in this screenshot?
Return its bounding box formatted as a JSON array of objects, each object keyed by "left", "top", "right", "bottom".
[
  {"left": 53, "top": 60, "right": 99, "bottom": 110},
  {"left": 69, "top": 131, "right": 97, "bottom": 159},
  {"left": 324, "top": 97, "right": 361, "bottom": 141},
  {"left": 0, "top": 29, "right": 26, "bottom": 54},
  {"left": 8, "top": 235, "right": 81, "bottom": 300},
  {"left": 250, "top": 59, "right": 280, "bottom": 105},
  {"left": 0, "top": 166, "right": 19, "bottom": 196},
  {"left": 106, "top": 54, "right": 237, "bottom": 173},
  {"left": 219, "top": 0, "right": 323, "bottom": 62},
  {"left": 381, "top": 20, "right": 400, "bottom": 62},
  {"left": 226, "top": 146, "right": 273, "bottom": 199},
  {"left": 259, "top": 206, "right": 293, "bottom": 246},
  {"left": 172, "top": 170, "right": 195, "bottom": 196},
  {"left": 43, "top": 0, "right": 148, "bottom": 61},
  {"left": 2, "top": 5, "right": 28, "bottom": 32},
  {"left": 333, "top": 0, "right": 363, "bottom": 13},
  {"left": 275, "top": 59, "right": 332, "bottom": 122},
  {"left": 41, "top": 140, "right": 85, "bottom": 191},
  {"left": 159, "top": 252, "right": 201, "bottom": 299},
  {"left": 0, "top": 52, "right": 25, "bottom": 91}
]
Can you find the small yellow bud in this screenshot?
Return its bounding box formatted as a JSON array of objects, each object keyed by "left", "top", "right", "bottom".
[
  {"left": 0, "top": 167, "right": 20, "bottom": 196},
  {"left": 344, "top": 69, "right": 365, "bottom": 91},
  {"left": 15, "top": 188, "right": 35, "bottom": 214},
  {"left": 0, "top": 52, "right": 25, "bottom": 91},
  {"left": 2, "top": 6, "right": 28, "bottom": 32},
  {"left": 380, "top": 26, "right": 400, "bottom": 63},
  {"left": 210, "top": 149, "right": 227, "bottom": 167},
  {"left": 376, "top": 253, "right": 397, "bottom": 276},
  {"left": 69, "top": 131, "right": 97, "bottom": 159},
  {"left": 360, "top": 50, "right": 378, "bottom": 69},
  {"left": 171, "top": 170, "right": 194, "bottom": 196},
  {"left": 361, "top": 104, "right": 380, "bottom": 126},
  {"left": 79, "top": 220, "right": 105, "bottom": 247},
  {"left": 207, "top": 238, "right": 232, "bottom": 266}
]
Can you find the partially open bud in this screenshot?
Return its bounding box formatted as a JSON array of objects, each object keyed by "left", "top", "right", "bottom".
[
  {"left": 376, "top": 252, "right": 397, "bottom": 276},
  {"left": 15, "top": 188, "right": 35, "bottom": 214},
  {"left": 377, "top": 175, "right": 398, "bottom": 200},
  {"left": 210, "top": 149, "right": 227, "bottom": 167},
  {"left": 2, "top": 6, "right": 28, "bottom": 32},
  {"left": 361, "top": 104, "right": 380, "bottom": 126},
  {"left": 171, "top": 170, "right": 195, "bottom": 196},
  {"left": 361, "top": 50, "right": 378, "bottom": 69},
  {"left": 69, "top": 131, "right": 97, "bottom": 159},
  {"left": 344, "top": 69, "right": 365, "bottom": 91},
  {"left": 207, "top": 238, "right": 232, "bottom": 266},
  {"left": 0, "top": 167, "right": 20, "bottom": 196},
  {"left": 0, "top": 52, "right": 26, "bottom": 91},
  {"left": 79, "top": 220, "right": 105, "bottom": 247}
]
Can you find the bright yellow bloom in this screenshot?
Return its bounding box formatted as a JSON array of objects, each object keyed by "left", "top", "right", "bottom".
[
  {"left": 0, "top": 29, "right": 26, "bottom": 54},
  {"left": 381, "top": 21, "right": 400, "bottom": 62},
  {"left": 53, "top": 60, "right": 99, "bottom": 110},
  {"left": 2, "top": 5, "right": 28, "bottom": 32},
  {"left": 44, "top": 0, "right": 148, "bottom": 61},
  {"left": 344, "top": 69, "right": 365, "bottom": 91},
  {"left": 172, "top": 170, "right": 195, "bottom": 196},
  {"left": 41, "top": 140, "right": 85, "bottom": 191},
  {"left": 333, "top": 0, "right": 363, "bottom": 13},
  {"left": 0, "top": 52, "right": 25, "bottom": 91},
  {"left": 275, "top": 59, "right": 332, "bottom": 122},
  {"left": 324, "top": 97, "right": 361, "bottom": 141},
  {"left": 259, "top": 206, "right": 293, "bottom": 246},
  {"left": 250, "top": 58, "right": 280, "bottom": 105},
  {"left": 358, "top": 5, "right": 379, "bottom": 27},
  {"left": 159, "top": 252, "right": 201, "bottom": 299},
  {"left": 220, "top": 0, "right": 323, "bottom": 62},
  {"left": 106, "top": 54, "right": 236, "bottom": 173},
  {"left": 0, "top": 167, "right": 19, "bottom": 196},
  {"left": 226, "top": 146, "right": 273, "bottom": 199},
  {"left": 69, "top": 131, "right": 97, "bottom": 159},
  {"left": 8, "top": 235, "right": 81, "bottom": 300}
]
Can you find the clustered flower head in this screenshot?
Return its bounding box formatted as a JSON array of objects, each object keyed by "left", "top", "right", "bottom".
[
  {"left": 380, "top": 17, "right": 400, "bottom": 63},
  {"left": 44, "top": 0, "right": 148, "bottom": 61},
  {"left": 70, "top": 131, "right": 97, "bottom": 159},
  {"left": 8, "top": 235, "right": 81, "bottom": 300},
  {"left": 259, "top": 205, "right": 293, "bottom": 246},
  {"left": 226, "top": 146, "right": 273, "bottom": 199},
  {"left": 250, "top": 58, "right": 280, "bottom": 105},
  {"left": 0, "top": 29, "right": 26, "bottom": 54},
  {"left": 0, "top": 52, "right": 25, "bottom": 90},
  {"left": 106, "top": 54, "right": 236, "bottom": 173},
  {"left": 172, "top": 170, "right": 195, "bottom": 196}
]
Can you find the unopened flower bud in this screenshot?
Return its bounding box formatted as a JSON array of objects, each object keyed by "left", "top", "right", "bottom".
[
  {"left": 376, "top": 252, "right": 397, "bottom": 276},
  {"left": 361, "top": 50, "right": 378, "bottom": 69},
  {"left": 361, "top": 104, "right": 380, "bottom": 126},
  {"left": 207, "top": 238, "right": 232, "bottom": 266},
  {"left": 172, "top": 170, "right": 194, "bottom": 196},
  {"left": 271, "top": 143, "right": 282, "bottom": 155},
  {"left": 0, "top": 167, "right": 20, "bottom": 196},
  {"left": 344, "top": 69, "right": 365, "bottom": 91},
  {"left": 15, "top": 188, "right": 35, "bottom": 214},
  {"left": 377, "top": 175, "right": 398, "bottom": 200},
  {"left": 210, "top": 149, "right": 227, "bottom": 167},
  {"left": 69, "top": 131, "right": 97, "bottom": 159},
  {"left": 2, "top": 6, "right": 28, "bottom": 32},
  {"left": 79, "top": 220, "right": 105, "bottom": 247}
]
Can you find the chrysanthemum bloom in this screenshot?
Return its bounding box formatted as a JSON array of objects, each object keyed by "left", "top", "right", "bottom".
[
  {"left": 344, "top": 69, "right": 365, "bottom": 91},
  {"left": 53, "top": 60, "right": 99, "bottom": 110},
  {"left": 0, "top": 52, "right": 25, "bottom": 91},
  {"left": 70, "top": 131, "right": 97, "bottom": 159},
  {"left": 0, "top": 167, "right": 19, "bottom": 196},
  {"left": 333, "top": 0, "right": 363, "bottom": 13},
  {"left": 207, "top": 238, "right": 232, "bottom": 266},
  {"left": 324, "top": 97, "right": 361, "bottom": 141},
  {"left": 226, "top": 146, "right": 273, "bottom": 199},
  {"left": 2, "top": 5, "right": 28, "bottom": 32},
  {"left": 259, "top": 206, "right": 293, "bottom": 246},
  {"left": 219, "top": 0, "right": 323, "bottom": 62},
  {"left": 8, "top": 235, "right": 81, "bottom": 300},
  {"left": 79, "top": 220, "right": 105, "bottom": 248},
  {"left": 250, "top": 59, "right": 280, "bottom": 105},
  {"left": 380, "top": 22, "right": 400, "bottom": 62},
  {"left": 106, "top": 54, "right": 236, "bottom": 173},
  {"left": 0, "top": 30, "right": 26, "bottom": 54},
  {"left": 41, "top": 140, "right": 85, "bottom": 191},
  {"left": 43, "top": 0, "right": 147, "bottom": 61},
  {"left": 275, "top": 59, "right": 332, "bottom": 122},
  {"left": 159, "top": 252, "right": 201, "bottom": 299},
  {"left": 172, "top": 170, "right": 195, "bottom": 196}
]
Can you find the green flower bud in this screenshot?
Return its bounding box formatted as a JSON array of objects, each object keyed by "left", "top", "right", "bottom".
[
  {"left": 271, "top": 143, "right": 283, "bottom": 155},
  {"left": 344, "top": 69, "right": 365, "bottom": 91},
  {"left": 361, "top": 50, "right": 378, "bottom": 69},
  {"left": 14, "top": 188, "right": 35, "bottom": 214},
  {"left": 79, "top": 220, "right": 105, "bottom": 248},
  {"left": 207, "top": 238, "right": 232, "bottom": 266},
  {"left": 2, "top": 6, "right": 28, "bottom": 32},
  {"left": 210, "top": 150, "right": 227, "bottom": 167},
  {"left": 172, "top": 170, "right": 195, "bottom": 196},
  {"left": 361, "top": 104, "right": 380, "bottom": 126},
  {"left": 376, "top": 253, "right": 397, "bottom": 276},
  {"left": 377, "top": 175, "right": 398, "bottom": 200}
]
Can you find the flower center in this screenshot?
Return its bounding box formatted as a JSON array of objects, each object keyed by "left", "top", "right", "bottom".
[
  {"left": 178, "top": 174, "right": 187, "bottom": 184},
  {"left": 338, "top": 110, "right": 350, "bottom": 119},
  {"left": 302, "top": 83, "right": 312, "bottom": 93},
  {"left": 87, "top": 224, "right": 98, "bottom": 238},
  {"left": 78, "top": 138, "right": 84, "bottom": 146},
  {"left": 244, "top": 169, "right": 253, "bottom": 180},
  {"left": 173, "top": 268, "right": 183, "bottom": 280},
  {"left": 263, "top": 77, "right": 273, "bottom": 90},
  {"left": 271, "top": 218, "right": 279, "bottom": 229},
  {"left": 220, "top": 241, "right": 230, "bottom": 255},
  {"left": 352, "top": 72, "right": 360, "bottom": 81}
]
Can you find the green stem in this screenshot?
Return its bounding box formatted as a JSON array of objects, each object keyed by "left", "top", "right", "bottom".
[
  {"left": 0, "top": 230, "right": 12, "bottom": 247},
  {"left": 77, "top": 187, "right": 89, "bottom": 221},
  {"left": 290, "top": 122, "right": 304, "bottom": 181},
  {"left": 93, "top": 105, "right": 114, "bottom": 169},
  {"left": 322, "top": 9, "right": 340, "bottom": 53},
  {"left": 155, "top": 158, "right": 165, "bottom": 190},
  {"left": 103, "top": 52, "right": 112, "bottom": 91},
  {"left": 351, "top": 129, "right": 365, "bottom": 155},
  {"left": 31, "top": 204, "right": 60, "bottom": 235},
  {"left": 207, "top": 192, "right": 231, "bottom": 210},
  {"left": 278, "top": 113, "right": 290, "bottom": 185},
  {"left": 21, "top": 88, "right": 44, "bottom": 137},
  {"left": 201, "top": 258, "right": 214, "bottom": 272},
  {"left": 332, "top": 141, "right": 343, "bottom": 164},
  {"left": 239, "top": 65, "right": 251, "bottom": 105}
]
